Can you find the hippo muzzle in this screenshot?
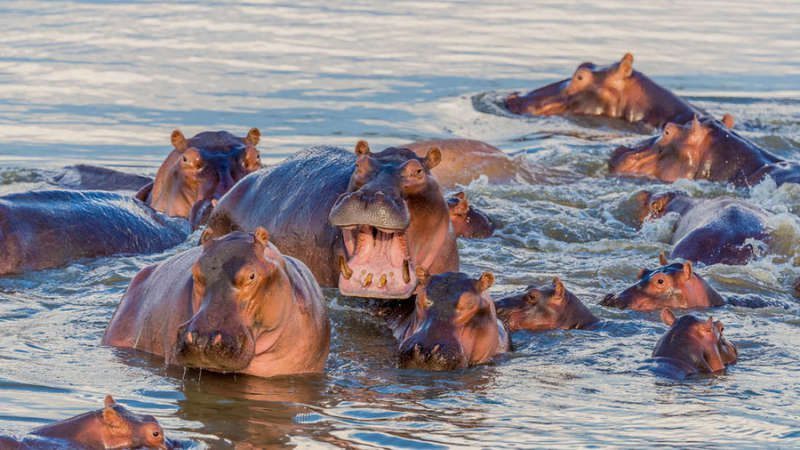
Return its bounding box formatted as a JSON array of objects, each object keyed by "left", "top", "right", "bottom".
[
  {"left": 608, "top": 137, "right": 659, "bottom": 175},
  {"left": 398, "top": 324, "right": 468, "bottom": 371}
]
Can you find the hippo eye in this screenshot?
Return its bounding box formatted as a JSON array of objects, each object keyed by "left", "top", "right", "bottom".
[
  {"left": 415, "top": 168, "right": 423, "bottom": 176},
  {"left": 248, "top": 272, "right": 256, "bottom": 282},
  {"left": 576, "top": 75, "right": 583, "bottom": 81},
  {"left": 152, "top": 431, "right": 160, "bottom": 437},
  {"left": 182, "top": 156, "right": 188, "bottom": 163},
  {"left": 657, "top": 278, "right": 664, "bottom": 285}
]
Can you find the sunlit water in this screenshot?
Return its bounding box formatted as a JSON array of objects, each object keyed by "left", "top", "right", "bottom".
[{"left": 1, "top": 1, "right": 799, "bottom": 448}]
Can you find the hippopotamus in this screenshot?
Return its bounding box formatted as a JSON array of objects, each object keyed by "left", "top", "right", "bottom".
[
  {"left": 50, "top": 164, "right": 152, "bottom": 191},
  {"left": 601, "top": 253, "right": 725, "bottom": 311},
  {"left": 637, "top": 190, "right": 771, "bottom": 265},
  {"left": 652, "top": 308, "right": 738, "bottom": 377},
  {"left": 447, "top": 192, "right": 495, "bottom": 238},
  {"left": 0, "top": 395, "right": 169, "bottom": 450},
  {"left": 0, "top": 190, "right": 188, "bottom": 276},
  {"left": 136, "top": 128, "right": 262, "bottom": 227},
  {"left": 505, "top": 53, "right": 699, "bottom": 128},
  {"left": 609, "top": 114, "right": 800, "bottom": 187},
  {"left": 495, "top": 278, "right": 598, "bottom": 331},
  {"left": 103, "top": 228, "right": 329, "bottom": 378},
  {"left": 390, "top": 268, "right": 509, "bottom": 370},
  {"left": 208, "top": 140, "right": 459, "bottom": 299}
]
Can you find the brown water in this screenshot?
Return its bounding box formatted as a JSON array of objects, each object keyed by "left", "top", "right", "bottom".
[{"left": 0, "top": 1, "right": 799, "bottom": 448}]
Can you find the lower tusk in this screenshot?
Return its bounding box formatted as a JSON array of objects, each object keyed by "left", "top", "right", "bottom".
[
  {"left": 339, "top": 256, "right": 353, "bottom": 280},
  {"left": 363, "top": 273, "right": 373, "bottom": 288},
  {"left": 403, "top": 260, "right": 411, "bottom": 284},
  {"left": 378, "top": 274, "right": 387, "bottom": 288}
]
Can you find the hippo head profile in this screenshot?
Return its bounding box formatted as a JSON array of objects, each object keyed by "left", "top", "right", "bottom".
[
  {"left": 447, "top": 192, "right": 495, "bottom": 238},
  {"left": 174, "top": 227, "right": 289, "bottom": 373},
  {"left": 495, "top": 278, "right": 598, "bottom": 332},
  {"left": 653, "top": 308, "right": 738, "bottom": 374},
  {"left": 601, "top": 253, "right": 725, "bottom": 311},
  {"left": 631, "top": 189, "right": 687, "bottom": 226},
  {"left": 397, "top": 269, "right": 509, "bottom": 371},
  {"left": 506, "top": 53, "right": 637, "bottom": 118},
  {"left": 145, "top": 128, "right": 262, "bottom": 226},
  {"left": 329, "top": 140, "right": 456, "bottom": 299},
  {"left": 609, "top": 115, "right": 737, "bottom": 182}
]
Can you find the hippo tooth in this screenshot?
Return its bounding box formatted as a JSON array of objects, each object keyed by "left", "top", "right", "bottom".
[
  {"left": 403, "top": 261, "right": 411, "bottom": 283},
  {"left": 378, "top": 274, "right": 387, "bottom": 288},
  {"left": 213, "top": 333, "right": 222, "bottom": 346},
  {"left": 185, "top": 331, "right": 194, "bottom": 344},
  {"left": 363, "top": 273, "right": 373, "bottom": 288},
  {"left": 339, "top": 256, "right": 353, "bottom": 279}
]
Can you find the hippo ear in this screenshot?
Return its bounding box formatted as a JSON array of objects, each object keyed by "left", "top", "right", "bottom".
[
  {"left": 552, "top": 277, "right": 565, "bottom": 299},
  {"left": 104, "top": 395, "right": 115, "bottom": 408},
  {"left": 660, "top": 308, "right": 676, "bottom": 326},
  {"left": 254, "top": 227, "right": 270, "bottom": 246},
  {"left": 636, "top": 268, "right": 648, "bottom": 280},
  {"left": 354, "top": 140, "right": 371, "bottom": 157},
  {"left": 171, "top": 129, "right": 188, "bottom": 152},
  {"left": 617, "top": 52, "right": 634, "bottom": 78},
  {"left": 200, "top": 228, "right": 215, "bottom": 247},
  {"left": 450, "top": 192, "right": 469, "bottom": 214},
  {"left": 721, "top": 114, "right": 735, "bottom": 129},
  {"left": 423, "top": 147, "right": 442, "bottom": 170},
  {"left": 682, "top": 261, "right": 693, "bottom": 280},
  {"left": 659, "top": 251, "right": 669, "bottom": 266},
  {"left": 476, "top": 272, "right": 495, "bottom": 292},
  {"left": 415, "top": 266, "right": 430, "bottom": 288},
  {"left": 245, "top": 128, "right": 261, "bottom": 146},
  {"left": 102, "top": 400, "right": 126, "bottom": 430}
]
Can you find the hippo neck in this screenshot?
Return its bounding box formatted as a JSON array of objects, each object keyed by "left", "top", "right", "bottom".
[
  {"left": 405, "top": 185, "right": 458, "bottom": 274},
  {"left": 560, "top": 294, "right": 598, "bottom": 328},
  {"left": 32, "top": 411, "right": 106, "bottom": 446},
  {"left": 705, "top": 131, "right": 782, "bottom": 184},
  {"left": 626, "top": 72, "right": 696, "bottom": 126},
  {"left": 150, "top": 164, "right": 197, "bottom": 217}
]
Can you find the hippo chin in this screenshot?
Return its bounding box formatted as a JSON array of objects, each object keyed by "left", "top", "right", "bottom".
[
  {"left": 391, "top": 269, "right": 509, "bottom": 371},
  {"left": 138, "top": 128, "right": 262, "bottom": 227},
  {"left": 609, "top": 114, "right": 800, "bottom": 187},
  {"left": 601, "top": 253, "right": 725, "bottom": 311},
  {"left": 209, "top": 140, "right": 459, "bottom": 300},
  {"left": 447, "top": 191, "right": 495, "bottom": 239},
  {"left": 1, "top": 395, "right": 170, "bottom": 450},
  {"left": 652, "top": 308, "right": 737, "bottom": 377},
  {"left": 637, "top": 190, "right": 771, "bottom": 265},
  {"left": 103, "top": 228, "right": 330, "bottom": 378},
  {"left": 495, "top": 278, "right": 598, "bottom": 332},
  {"left": 505, "top": 53, "right": 700, "bottom": 128}
]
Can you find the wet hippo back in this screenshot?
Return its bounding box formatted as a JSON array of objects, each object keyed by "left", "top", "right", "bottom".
[
  {"left": 0, "top": 190, "right": 188, "bottom": 275},
  {"left": 211, "top": 146, "right": 353, "bottom": 285}
]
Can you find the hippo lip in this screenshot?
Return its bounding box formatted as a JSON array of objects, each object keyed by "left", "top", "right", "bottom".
[{"left": 337, "top": 225, "right": 417, "bottom": 299}]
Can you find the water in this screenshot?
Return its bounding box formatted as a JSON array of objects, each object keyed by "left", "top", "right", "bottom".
[{"left": 1, "top": 0, "right": 799, "bottom": 448}]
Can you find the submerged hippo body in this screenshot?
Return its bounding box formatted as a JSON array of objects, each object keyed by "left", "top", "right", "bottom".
[
  {"left": 495, "top": 278, "right": 598, "bottom": 332},
  {"left": 505, "top": 53, "right": 699, "bottom": 128},
  {"left": 601, "top": 254, "right": 725, "bottom": 311},
  {"left": 447, "top": 192, "right": 495, "bottom": 239},
  {"left": 51, "top": 164, "right": 153, "bottom": 191},
  {"left": 103, "top": 229, "right": 329, "bottom": 378},
  {"left": 390, "top": 270, "right": 509, "bottom": 371},
  {"left": 209, "top": 141, "right": 459, "bottom": 300},
  {"left": 0, "top": 395, "right": 169, "bottom": 450},
  {"left": 0, "top": 190, "right": 187, "bottom": 276},
  {"left": 652, "top": 309, "right": 737, "bottom": 377},
  {"left": 137, "top": 128, "right": 262, "bottom": 227},
  {"left": 640, "top": 191, "right": 771, "bottom": 265},
  {"left": 609, "top": 114, "right": 800, "bottom": 187}
]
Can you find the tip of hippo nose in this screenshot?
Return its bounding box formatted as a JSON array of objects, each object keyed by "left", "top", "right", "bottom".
[
  {"left": 600, "top": 294, "right": 616, "bottom": 306},
  {"left": 398, "top": 342, "right": 467, "bottom": 371}
]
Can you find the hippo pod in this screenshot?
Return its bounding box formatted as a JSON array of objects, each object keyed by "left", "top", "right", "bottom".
[
  {"left": 637, "top": 190, "right": 771, "bottom": 265},
  {"left": 610, "top": 114, "right": 800, "bottom": 187},
  {"left": 387, "top": 269, "right": 509, "bottom": 371},
  {"left": 652, "top": 308, "right": 737, "bottom": 377},
  {"left": 137, "top": 127, "right": 263, "bottom": 228},
  {"left": 0, "top": 395, "right": 169, "bottom": 450},
  {"left": 495, "top": 278, "right": 598, "bottom": 332},
  {"left": 0, "top": 190, "right": 188, "bottom": 276},
  {"left": 505, "top": 53, "right": 700, "bottom": 128},
  {"left": 601, "top": 253, "right": 725, "bottom": 311},
  {"left": 447, "top": 191, "right": 495, "bottom": 239},
  {"left": 103, "top": 228, "right": 330, "bottom": 378},
  {"left": 209, "top": 140, "right": 460, "bottom": 300}
]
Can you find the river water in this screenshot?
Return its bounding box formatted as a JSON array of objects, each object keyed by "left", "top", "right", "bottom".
[{"left": 0, "top": 1, "right": 799, "bottom": 448}]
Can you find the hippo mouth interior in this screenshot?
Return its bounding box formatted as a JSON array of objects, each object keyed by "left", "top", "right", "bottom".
[{"left": 338, "top": 225, "right": 416, "bottom": 299}]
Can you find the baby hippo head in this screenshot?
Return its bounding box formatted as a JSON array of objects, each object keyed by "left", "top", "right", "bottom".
[
  {"left": 447, "top": 192, "right": 495, "bottom": 238},
  {"left": 174, "top": 227, "right": 290, "bottom": 373},
  {"left": 653, "top": 308, "right": 738, "bottom": 374},
  {"left": 98, "top": 395, "right": 166, "bottom": 450},
  {"left": 398, "top": 269, "right": 508, "bottom": 371},
  {"left": 601, "top": 253, "right": 724, "bottom": 311},
  {"left": 495, "top": 278, "right": 598, "bottom": 332}
]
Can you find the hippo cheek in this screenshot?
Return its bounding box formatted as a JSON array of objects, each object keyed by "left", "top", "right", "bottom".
[{"left": 174, "top": 317, "right": 256, "bottom": 373}]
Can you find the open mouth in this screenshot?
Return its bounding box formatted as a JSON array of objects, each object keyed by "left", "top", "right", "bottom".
[{"left": 338, "top": 225, "right": 416, "bottom": 299}]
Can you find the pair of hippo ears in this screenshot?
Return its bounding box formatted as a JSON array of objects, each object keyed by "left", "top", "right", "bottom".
[
  {"left": 661, "top": 308, "right": 721, "bottom": 333},
  {"left": 659, "top": 252, "right": 693, "bottom": 277},
  {"left": 200, "top": 226, "right": 270, "bottom": 248},
  {"left": 413, "top": 267, "right": 494, "bottom": 293},
  {"left": 354, "top": 140, "right": 442, "bottom": 170},
  {"left": 170, "top": 128, "right": 262, "bottom": 152}
]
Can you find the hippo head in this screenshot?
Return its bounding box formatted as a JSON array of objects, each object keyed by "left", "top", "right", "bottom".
[
  {"left": 506, "top": 53, "right": 637, "bottom": 117},
  {"left": 98, "top": 395, "right": 166, "bottom": 450},
  {"left": 147, "top": 128, "right": 262, "bottom": 225},
  {"left": 447, "top": 192, "right": 495, "bottom": 239},
  {"left": 496, "top": 278, "right": 598, "bottom": 332},
  {"left": 631, "top": 190, "right": 687, "bottom": 226},
  {"left": 398, "top": 269, "right": 508, "bottom": 371},
  {"left": 601, "top": 253, "right": 725, "bottom": 311},
  {"left": 329, "top": 140, "right": 455, "bottom": 299},
  {"left": 609, "top": 115, "right": 736, "bottom": 182},
  {"left": 174, "top": 227, "right": 292, "bottom": 373},
  {"left": 653, "top": 308, "right": 738, "bottom": 374}
]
